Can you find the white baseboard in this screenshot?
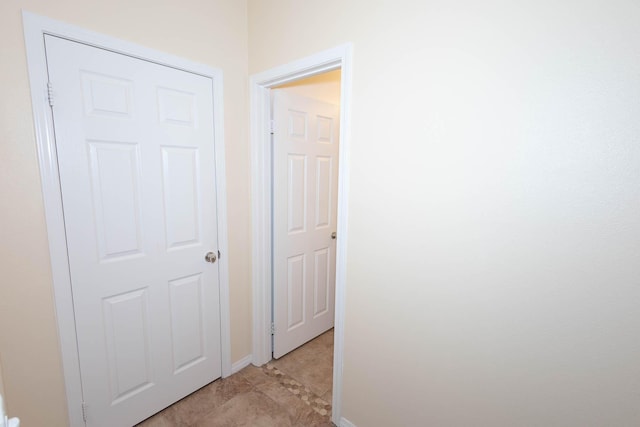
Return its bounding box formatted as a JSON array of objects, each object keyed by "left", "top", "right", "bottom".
[
  {"left": 340, "top": 417, "right": 356, "bottom": 427},
  {"left": 230, "top": 354, "right": 252, "bottom": 374}
]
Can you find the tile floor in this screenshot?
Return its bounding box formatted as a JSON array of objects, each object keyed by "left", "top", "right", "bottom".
[{"left": 137, "top": 329, "right": 335, "bottom": 427}]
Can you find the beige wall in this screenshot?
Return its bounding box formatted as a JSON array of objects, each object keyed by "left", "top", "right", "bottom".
[
  {"left": 275, "top": 69, "right": 341, "bottom": 105},
  {"left": 250, "top": 1, "right": 640, "bottom": 426},
  {"left": 0, "top": 1, "right": 251, "bottom": 425},
  {"left": 0, "top": 357, "right": 5, "bottom": 400},
  {"left": 4, "top": 1, "right": 640, "bottom": 426}
]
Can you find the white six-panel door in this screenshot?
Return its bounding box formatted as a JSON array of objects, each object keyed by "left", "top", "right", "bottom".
[
  {"left": 45, "top": 35, "right": 221, "bottom": 426},
  {"left": 272, "top": 91, "right": 339, "bottom": 359}
]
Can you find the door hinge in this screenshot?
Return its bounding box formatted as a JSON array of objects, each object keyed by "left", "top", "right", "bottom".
[
  {"left": 270, "top": 322, "right": 275, "bottom": 335},
  {"left": 81, "top": 401, "right": 87, "bottom": 422},
  {"left": 47, "top": 81, "right": 54, "bottom": 107},
  {"left": 270, "top": 119, "right": 275, "bottom": 135}
]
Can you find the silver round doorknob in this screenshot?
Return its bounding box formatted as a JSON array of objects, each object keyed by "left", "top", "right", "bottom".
[{"left": 204, "top": 251, "right": 217, "bottom": 263}]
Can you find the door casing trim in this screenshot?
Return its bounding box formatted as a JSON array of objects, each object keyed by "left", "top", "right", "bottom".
[
  {"left": 22, "top": 11, "right": 232, "bottom": 426},
  {"left": 249, "top": 44, "right": 353, "bottom": 425}
]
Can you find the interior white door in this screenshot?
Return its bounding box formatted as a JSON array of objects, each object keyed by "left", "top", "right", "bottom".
[
  {"left": 45, "top": 35, "right": 221, "bottom": 426},
  {"left": 272, "top": 90, "right": 340, "bottom": 359}
]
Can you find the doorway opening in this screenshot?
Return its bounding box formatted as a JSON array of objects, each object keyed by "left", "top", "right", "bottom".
[
  {"left": 250, "top": 44, "right": 352, "bottom": 426},
  {"left": 266, "top": 69, "right": 341, "bottom": 409},
  {"left": 271, "top": 69, "right": 341, "bottom": 359}
]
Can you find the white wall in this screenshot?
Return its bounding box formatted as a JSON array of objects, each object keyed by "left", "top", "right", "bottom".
[
  {"left": 0, "top": 2, "right": 251, "bottom": 425},
  {"left": 249, "top": 1, "right": 640, "bottom": 425}
]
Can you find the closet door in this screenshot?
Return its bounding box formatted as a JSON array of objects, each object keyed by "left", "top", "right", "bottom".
[{"left": 46, "top": 34, "right": 222, "bottom": 426}]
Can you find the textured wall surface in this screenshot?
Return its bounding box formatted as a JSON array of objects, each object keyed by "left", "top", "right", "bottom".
[
  {"left": 249, "top": 1, "right": 640, "bottom": 425},
  {"left": 0, "top": 1, "right": 250, "bottom": 425}
]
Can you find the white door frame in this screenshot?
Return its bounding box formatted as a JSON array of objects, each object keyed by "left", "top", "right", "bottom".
[
  {"left": 22, "top": 12, "right": 232, "bottom": 427},
  {"left": 250, "top": 44, "right": 352, "bottom": 425}
]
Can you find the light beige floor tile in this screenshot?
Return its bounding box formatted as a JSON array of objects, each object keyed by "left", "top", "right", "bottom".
[
  {"left": 290, "top": 357, "right": 333, "bottom": 397},
  {"left": 270, "top": 349, "right": 304, "bottom": 373},
  {"left": 162, "top": 375, "right": 254, "bottom": 426},
  {"left": 136, "top": 412, "right": 174, "bottom": 427},
  {"left": 137, "top": 329, "right": 335, "bottom": 427},
  {"left": 255, "top": 381, "right": 333, "bottom": 427},
  {"left": 256, "top": 380, "right": 318, "bottom": 421},
  {"left": 316, "top": 329, "right": 334, "bottom": 347},
  {"left": 276, "top": 345, "right": 333, "bottom": 397},
  {"left": 305, "top": 329, "right": 334, "bottom": 353},
  {"left": 321, "top": 390, "right": 333, "bottom": 405},
  {"left": 237, "top": 364, "right": 277, "bottom": 387},
  {"left": 194, "top": 390, "right": 292, "bottom": 427}
]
